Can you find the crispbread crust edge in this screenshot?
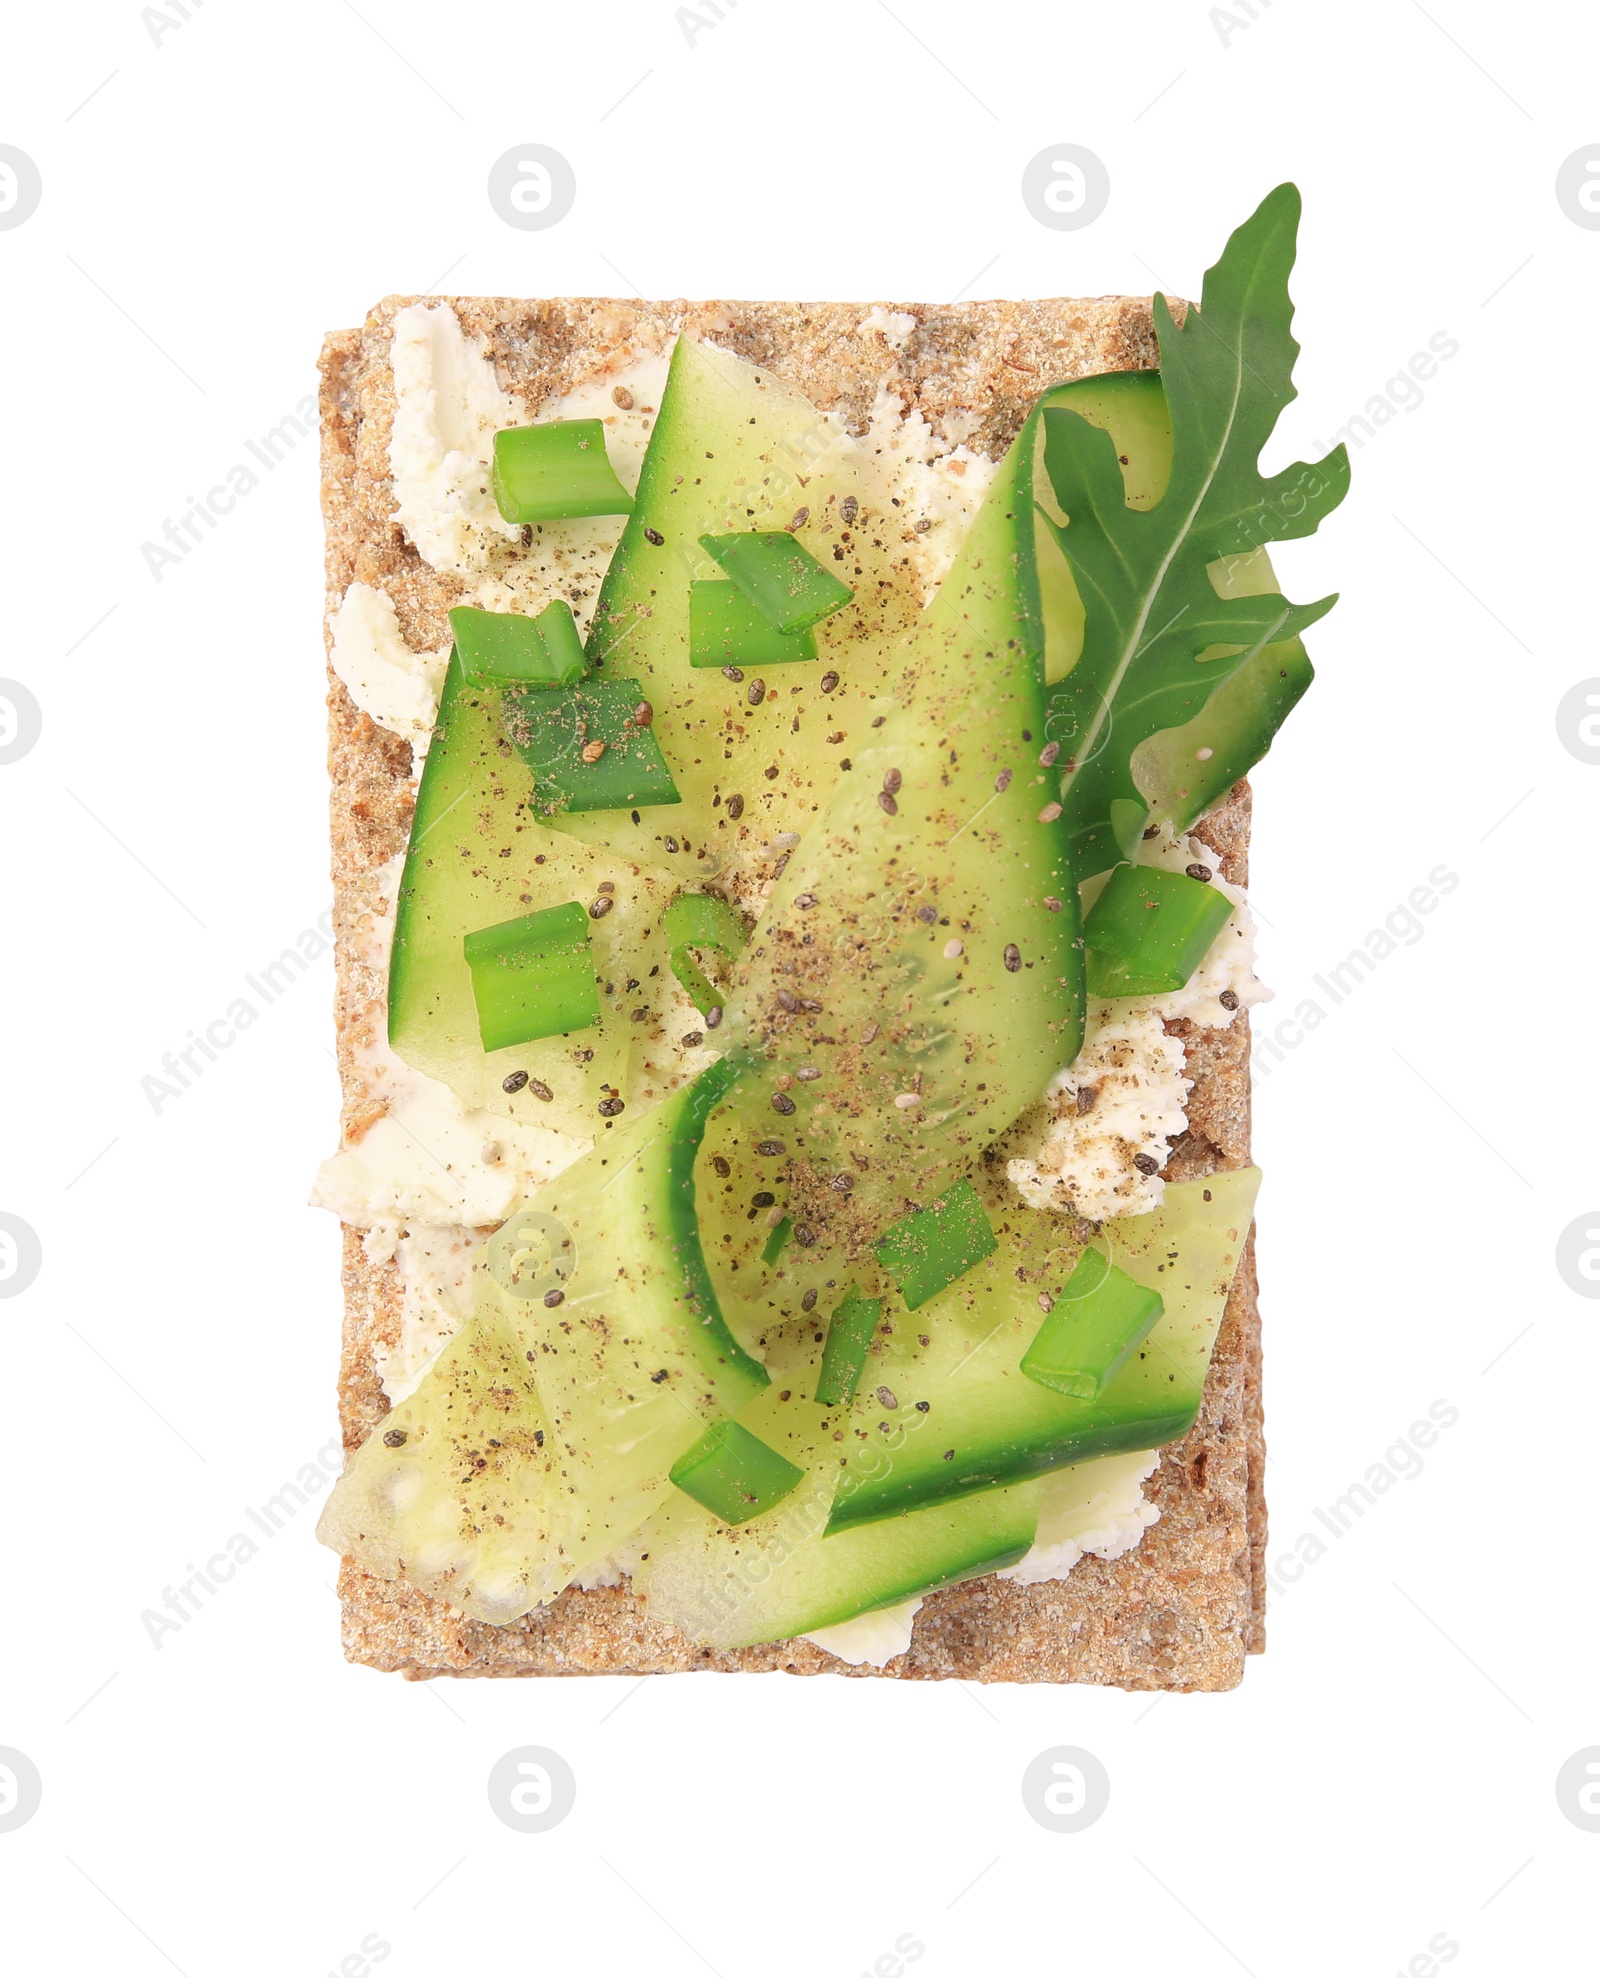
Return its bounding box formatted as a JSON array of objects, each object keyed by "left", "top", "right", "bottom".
[{"left": 318, "top": 295, "right": 1267, "bottom": 1688}]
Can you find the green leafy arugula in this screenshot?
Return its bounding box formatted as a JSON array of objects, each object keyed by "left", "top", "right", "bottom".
[{"left": 1041, "top": 182, "right": 1348, "bottom": 876}]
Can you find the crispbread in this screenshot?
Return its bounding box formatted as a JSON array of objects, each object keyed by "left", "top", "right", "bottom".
[{"left": 319, "top": 294, "right": 1267, "bottom": 1688}]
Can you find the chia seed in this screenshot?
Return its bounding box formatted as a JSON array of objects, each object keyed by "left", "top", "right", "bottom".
[
  {"left": 995, "top": 768, "right": 1012, "bottom": 792},
  {"left": 878, "top": 791, "right": 898, "bottom": 815},
  {"left": 801, "top": 1287, "right": 818, "bottom": 1311},
  {"left": 771, "top": 1091, "right": 797, "bottom": 1115},
  {"left": 727, "top": 794, "right": 745, "bottom": 820},
  {"left": 820, "top": 671, "right": 840, "bottom": 693},
  {"left": 1186, "top": 862, "right": 1214, "bottom": 882},
  {"left": 705, "top": 1005, "right": 724, "bottom": 1029},
  {"left": 882, "top": 767, "right": 902, "bottom": 794},
  {"left": 589, "top": 896, "right": 613, "bottom": 918},
  {"left": 382, "top": 1428, "right": 407, "bottom": 1447},
  {"left": 712, "top": 1156, "right": 732, "bottom": 1177},
  {"left": 1039, "top": 741, "right": 1061, "bottom": 766},
  {"left": 756, "top": 1139, "right": 786, "bottom": 1157},
  {"left": 877, "top": 1385, "right": 898, "bottom": 1409},
  {"left": 599, "top": 1096, "right": 625, "bottom": 1117},
  {"left": 747, "top": 679, "right": 765, "bottom": 706},
  {"left": 502, "top": 1069, "right": 530, "bottom": 1093},
  {"left": 1133, "top": 1152, "right": 1160, "bottom": 1175},
  {"left": 1219, "top": 988, "right": 1239, "bottom": 1011},
  {"left": 1003, "top": 943, "right": 1022, "bottom": 972},
  {"left": 643, "top": 526, "right": 664, "bottom": 545},
  {"left": 722, "top": 665, "right": 745, "bottom": 682},
  {"left": 840, "top": 495, "right": 858, "bottom": 523},
  {"left": 543, "top": 1288, "right": 565, "bottom": 1307}
]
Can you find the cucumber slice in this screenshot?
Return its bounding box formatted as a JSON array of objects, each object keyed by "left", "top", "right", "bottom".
[
  {"left": 825, "top": 1166, "right": 1260, "bottom": 1532},
  {"left": 629, "top": 1317, "right": 1043, "bottom": 1650},
  {"left": 721, "top": 394, "right": 1084, "bottom": 1240},
  {"left": 507, "top": 1053, "right": 773, "bottom": 1577},
  {"left": 388, "top": 651, "right": 681, "bottom": 1132},
  {"left": 316, "top": 1290, "right": 571, "bottom": 1624},
  {"left": 563, "top": 336, "right": 920, "bottom": 886},
  {"left": 323, "top": 1055, "right": 773, "bottom": 1616}
]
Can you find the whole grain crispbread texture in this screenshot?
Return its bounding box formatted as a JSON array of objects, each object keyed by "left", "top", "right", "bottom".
[{"left": 319, "top": 295, "right": 1266, "bottom": 1688}]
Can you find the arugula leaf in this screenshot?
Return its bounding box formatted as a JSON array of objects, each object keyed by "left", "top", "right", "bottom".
[{"left": 1040, "top": 182, "right": 1348, "bottom": 876}]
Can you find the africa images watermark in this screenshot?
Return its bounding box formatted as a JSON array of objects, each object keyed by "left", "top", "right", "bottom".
[
  {"left": 1252, "top": 863, "right": 1459, "bottom": 1081},
  {"left": 1312, "top": 331, "right": 1460, "bottom": 458},
  {"left": 141, "top": 1439, "right": 345, "bottom": 1649},
  {"left": 1262, "top": 1399, "right": 1459, "bottom": 1597},
  {"left": 140, "top": 908, "right": 334, "bottom": 1114},
  {"left": 139, "top": 393, "right": 319, "bottom": 583}
]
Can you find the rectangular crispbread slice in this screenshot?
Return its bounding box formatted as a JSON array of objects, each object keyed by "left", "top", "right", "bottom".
[{"left": 319, "top": 294, "right": 1267, "bottom": 1687}]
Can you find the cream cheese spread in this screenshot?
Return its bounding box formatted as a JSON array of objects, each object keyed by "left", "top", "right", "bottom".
[{"left": 329, "top": 581, "right": 449, "bottom": 751}]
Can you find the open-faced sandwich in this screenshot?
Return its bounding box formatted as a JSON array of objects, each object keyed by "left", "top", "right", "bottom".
[{"left": 313, "top": 185, "right": 1346, "bottom": 1687}]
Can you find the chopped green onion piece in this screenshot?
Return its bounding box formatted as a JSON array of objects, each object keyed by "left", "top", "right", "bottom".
[
  {"left": 1083, "top": 863, "right": 1235, "bottom": 997},
  {"left": 1020, "top": 1248, "right": 1164, "bottom": 1400},
  {"left": 664, "top": 890, "right": 748, "bottom": 1015},
  {"left": 491, "top": 419, "right": 634, "bottom": 524},
  {"left": 697, "top": 531, "right": 854, "bottom": 634},
  {"left": 874, "top": 1179, "right": 997, "bottom": 1312},
  {"left": 669, "top": 1418, "right": 805, "bottom": 1524},
  {"left": 814, "top": 1287, "right": 883, "bottom": 1407},
  {"left": 462, "top": 900, "right": 598, "bottom": 1052},
  {"left": 449, "top": 599, "right": 589, "bottom": 690},
  {"left": 761, "top": 1217, "right": 792, "bottom": 1266},
  {"left": 503, "top": 677, "right": 681, "bottom": 816},
  {"left": 688, "top": 580, "right": 818, "bottom": 667}
]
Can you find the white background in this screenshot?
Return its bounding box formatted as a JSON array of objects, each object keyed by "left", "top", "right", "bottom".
[{"left": 1, "top": 2, "right": 1595, "bottom": 1972}]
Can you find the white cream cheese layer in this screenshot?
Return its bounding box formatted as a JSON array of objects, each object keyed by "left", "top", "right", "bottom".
[
  {"left": 389, "top": 304, "right": 524, "bottom": 572},
  {"left": 329, "top": 581, "right": 449, "bottom": 750},
  {"left": 998, "top": 1449, "right": 1162, "bottom": 1585},
  {"left": 365, "top": 1221, "right": 485, "bottom": 1405},
  {"left": 801, "top": 1597, "right": 924, "bottom": 1668}
]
